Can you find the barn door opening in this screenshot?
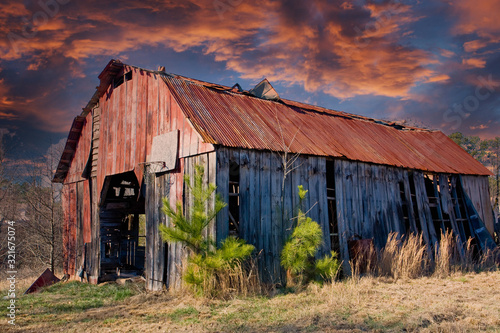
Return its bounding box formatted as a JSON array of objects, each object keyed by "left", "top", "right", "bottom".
[{"left": 99, "top": 171, "right": 145, "bottom": 279}]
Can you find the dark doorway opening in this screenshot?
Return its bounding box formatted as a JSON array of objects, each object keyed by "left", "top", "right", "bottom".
[
  {"left": 326, "top": 160, "right": 340, "bottom": 254},
  {"left": 99, "top": 171, "right": 145, "bottom": 279}
]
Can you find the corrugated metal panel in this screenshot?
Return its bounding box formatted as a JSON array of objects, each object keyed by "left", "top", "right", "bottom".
[{"left": 162, "top": 75, "right": 491, "bottom": 176}]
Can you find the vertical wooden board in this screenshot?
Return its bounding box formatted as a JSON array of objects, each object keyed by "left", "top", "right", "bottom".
[
  {"left": 77, "top": 181, "right": 85, "bottom": 269},
  {"left": 361, "top": 163, "right": 371, "bottom": 238},
  {"left": 393, "top": 168, "right": 405, "bottom": 235},
  {"left": 83, "top": 180, "right": 91, "bottom": 244},
  {"left": 154, "top": 173, "right": 166, "bottom": 290},
  {"left": 158, "top": 81, "right": 167, "bottom": 134},
  {"left": 118, "top": 83, "right": 127, "bottom": 173},
  {"left": 248, "top": 150, "right": 261, "bottom": 248},
  {"left": 207, "top": 152, "right": 216, "bottom": 240},
  {"left": 403, "top": 171, "right": 418, "bottom": 234},
  {"left": 351, "top": 161, "right": 361, "bottom": 236},
  {"left": 387, "top": 168, "right": 401, "bottom": 235},
  {"left": 316, "top": 157, "right": 331, "bottom": 256},
  {"left": 334, "top": 159, "right": 350, "bottom": 275},
  {"left": 199, "top": 154, "right": 209, "bottom": 239},
  {"left": 299, "top": 156, "right": 310, "bottom": 213},
  {"left": 69, "top": 183, "right": 77, "bottom": 275},
  {"left": 90, "top": 177, "right": 100, "bottom": 283},
  {"left": 216, "top": 148, "right": 229, "bottom": 244},
  {"left": 270, "top": 153, "right": 283, "bottom": 284},
  {"left": 178, "top": 113, "right": 186, "bottom": 158},
  {"left": 97, "top": 95, "right": 107, "bottom": 196},
  {"left": 61, "top": 185, "right": 69, "bottom": 274},
  {"left": 112, "top": 85, "right": 121, "bottom": 175},
  {"left": 342, "top": 160, "right": 353, "bottom": 236},
  {"left": 105, "top": 87, "right": 113, "bottom": 177},
  {"left": 282, "top": 155, "right": 294, "bottom": 242},
  {"left": 239, "top": 150, "right": 250, "bottom": 242},
  {"left": 372, "top": 165, "right": 386, "bottom": 247},
  {"left": 152, "top": 174, "right": 160, "bottom": 290},
  {"left": 379, "top": 166, "right": 391, "bottom": 238},
  {"left": 307, "top": 157, "right": 320, "bottom": 224},
  {"left": 125, "top": 71, "right": 134, "bottom": 171},
  {"left": 259, "top": 151, "right": 272, "bottom": 282},
  {"left": 183, "top": 156, "right": 192, "bottom": 237},
  {"left": 144, "top": 173, "right": 155, "bottom": 290},
  {"left": 145, "top": 73, "right": 157, "bottom": 160},
  {"left": 290, "top": 155, "right": 302, "bottom": 216},
  {"left": 137, "top": 70, "right": 148, "bottom": 170}
]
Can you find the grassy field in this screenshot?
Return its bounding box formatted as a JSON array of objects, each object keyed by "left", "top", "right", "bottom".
[{"left": 0, "top": 270, "right": 499, "bottom": 332}]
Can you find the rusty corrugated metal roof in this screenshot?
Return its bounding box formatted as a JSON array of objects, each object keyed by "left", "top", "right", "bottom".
[{"left": 162, "top": 74, "right": 491, "bottom": 176}]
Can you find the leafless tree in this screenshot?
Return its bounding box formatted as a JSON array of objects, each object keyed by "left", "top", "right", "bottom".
[{"left": 20, "top": 140, "right": 64, "bottom": 273}]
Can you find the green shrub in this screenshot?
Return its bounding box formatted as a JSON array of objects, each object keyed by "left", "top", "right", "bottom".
[{"left": 281, "top": 185, "right": 340, "bottom": 286}]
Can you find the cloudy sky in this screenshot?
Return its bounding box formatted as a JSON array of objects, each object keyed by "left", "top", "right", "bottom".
[{"left": 0, "top": 0, "right": 499, "bottom": 161}]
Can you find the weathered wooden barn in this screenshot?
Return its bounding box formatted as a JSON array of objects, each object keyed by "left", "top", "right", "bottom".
[{"left": 54, "top": 59, "right": 496, "bottom": 290}]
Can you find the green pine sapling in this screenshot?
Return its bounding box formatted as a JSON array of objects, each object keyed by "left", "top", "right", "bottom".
[
  {"left": 159, "top": 165, "right": 254, "bottom": 295},
  {"left": 281, "top": 185, "right": 340, "bottom": 286}
]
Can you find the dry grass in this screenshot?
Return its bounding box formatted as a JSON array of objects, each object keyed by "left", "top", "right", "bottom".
[
  {"left": 1, "top": 270, "right": 499, "bottom": 332},
  {"left": 0, "top": 266, "right": 63, "bottom": 293},
  {"left": 195, "top": 259, "right": 265, "bottom": 299},
  {"left": 352, "top": 232, "right": 499, "bottom": 280},
  {"left": 1, "top": 234, "right": 498, "bottom": 332}
]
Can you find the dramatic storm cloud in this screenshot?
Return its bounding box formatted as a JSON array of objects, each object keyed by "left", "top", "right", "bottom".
[{"left": 0, "top": 0, "right": 499, "bottom": 159}]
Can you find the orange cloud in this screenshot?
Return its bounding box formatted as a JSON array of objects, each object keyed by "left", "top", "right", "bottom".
[
  {"left": 462, "top": 57, "right": 486, "bottom": 68},
  {"left": 0, "top": 0, "right": 440, "bottom": 101},
  {"left": 452, "top": 0, "right": 500, "bottom": 54}
]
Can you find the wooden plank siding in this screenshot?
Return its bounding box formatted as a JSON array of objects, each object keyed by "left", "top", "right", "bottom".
[
  {"left": 145, "top": 152, "right": 217, "bottom": 291},
  {"left": 461, "top": 175, "right": 495, "bottom": 235},
  {"left": 215, "top": 148, "right": 330, "bottom": 285},
  {"left": 96, "top": 66, "right": 215, "bottom": 201}
]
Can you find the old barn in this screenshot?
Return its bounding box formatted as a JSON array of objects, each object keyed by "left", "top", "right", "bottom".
[{"left": 54, "top": 59, "right": 496, "bottom": 290}]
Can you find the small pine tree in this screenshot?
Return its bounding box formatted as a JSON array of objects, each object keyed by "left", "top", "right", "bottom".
[
  {"left": 160, "top": 165, "right": 226, "bottom": 257},
  {"left": 160, "top": 165, "right": 255, "bottom": 295},
  {"left": 281, "top": 185, "right": 340, "bottom": 286}
]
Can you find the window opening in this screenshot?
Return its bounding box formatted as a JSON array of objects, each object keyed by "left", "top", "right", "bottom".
[{"left": 326, "top": 160, "right": 339, "bottom": 254}]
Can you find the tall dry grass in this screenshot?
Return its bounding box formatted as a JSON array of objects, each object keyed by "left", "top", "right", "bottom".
[
  {"left": 187, "top": 258, "right": 264, "bottom": 299},
  {"left": 350, "top": 231, "right": 499, "bottom": 280}
]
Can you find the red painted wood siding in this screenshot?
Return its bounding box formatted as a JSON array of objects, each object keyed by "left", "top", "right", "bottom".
[
  {"left": 65, "top": 112, "right": 92, "bottom": 184},
  {"left": 96, "top": 66, "right": 214, "bottom": 196}
]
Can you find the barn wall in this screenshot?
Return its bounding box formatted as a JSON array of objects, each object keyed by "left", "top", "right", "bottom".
[
  {"left": 215, "top": 148, "right": 329, "bottom": 285},
  {"left": 96, "top": 66, "right": 214, "bottom": 199},
  {"left": 461, "top": 175, "right": 495, "bottom": 235},
  {"left": 62, "top": 179, "right": 91, "bottom": 277},
  {"left": 144, "top": 152, "right": 216, "bottom": 291}
]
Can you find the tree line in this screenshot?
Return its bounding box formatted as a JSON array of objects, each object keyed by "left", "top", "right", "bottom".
[{"left": 0, "top": 140, "right": 64, "bottom": 275}]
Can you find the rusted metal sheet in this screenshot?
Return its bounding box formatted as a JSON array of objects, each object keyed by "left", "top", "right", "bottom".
[
  {"left": 24, "top": 269, "right": 60, "bottom": 294},
  {"left": 162, "top": 75, "right": 491, "bottom": 176}
]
